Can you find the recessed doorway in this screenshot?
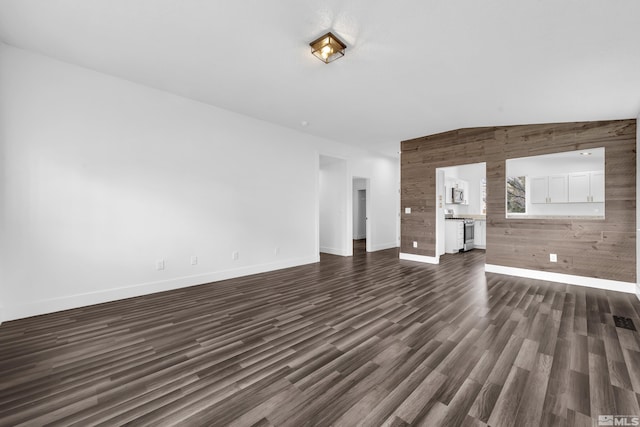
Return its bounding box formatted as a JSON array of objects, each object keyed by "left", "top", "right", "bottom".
[
  {"left": 352, "top": 177, "right": 370, "bottom": 253},
  {"left": 435, "top": 162, "right": 487, "bottom": 262}
]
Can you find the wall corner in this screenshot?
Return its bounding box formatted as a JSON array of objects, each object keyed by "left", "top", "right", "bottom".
[{"left": 636, "top": 114, "right": 640, "bottom": 301}]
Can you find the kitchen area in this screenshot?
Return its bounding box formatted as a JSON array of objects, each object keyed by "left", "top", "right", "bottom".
[{"left": 436, "top": 162, "right": 487, "bottom": 256}]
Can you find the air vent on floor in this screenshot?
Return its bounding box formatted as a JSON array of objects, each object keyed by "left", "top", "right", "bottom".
[{"left": 613, "top": 315, "right": 637, "bottom": 331}]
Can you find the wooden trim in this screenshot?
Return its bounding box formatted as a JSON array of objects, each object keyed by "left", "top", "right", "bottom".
[
  {"left": 3, "top": 255, "right": 320, "bottom": 321},
  {"left": 485, "top": 263, "right": 636, "bottom": 294},
  {"left": 399, "top": 252, "right": 439, "bottom": 264}
]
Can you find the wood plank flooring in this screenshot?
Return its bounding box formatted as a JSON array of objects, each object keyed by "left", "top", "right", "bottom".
[{"left": 1, "top": 244, "right": 640, "bottom": 426}]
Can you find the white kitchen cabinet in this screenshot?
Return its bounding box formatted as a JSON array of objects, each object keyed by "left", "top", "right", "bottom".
[
  {"left": 531, "top": 176, "right": 548, "bottom": 204},
  {"left": 568, "top": 171, "right": 605, "bottom": 203},
  {"left": 445, "top": 220, "right": 464, "bottom": 254},
  {"left": 445, "top": 178, "right": 469, "bottom": 205},
  {"left": 548, "top": 175, "right": 568, "bottom": 203},
  {"left": 474, "top": 220, "right": 486, "bottom": 249},
  {"left": 567, "top": 172, "right": 590, "bottom": 202},
  {"left": 445, "top": 179, "right": 453, "bottom": 203},
  {"left": 530, "top": 175, "right": 568, "bottom": 203}
]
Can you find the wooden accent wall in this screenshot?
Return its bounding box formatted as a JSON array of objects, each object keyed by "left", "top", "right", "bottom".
[{"left": 401, "top": 119, "right": 637, "bottom": 283}]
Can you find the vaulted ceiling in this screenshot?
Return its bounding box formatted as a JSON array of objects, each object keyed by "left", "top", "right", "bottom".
[{"left": 1, "top": 1, "right": 638, "bottom": 157}]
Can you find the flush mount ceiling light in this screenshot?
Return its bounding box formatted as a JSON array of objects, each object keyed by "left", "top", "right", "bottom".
[{"left": 310, "top": 32, "right": 346, "bottom": 64}]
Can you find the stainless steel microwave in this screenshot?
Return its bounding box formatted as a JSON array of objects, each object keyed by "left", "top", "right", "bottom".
[{"left": 452, "top": 188, "right": 464, "bottom": 203}]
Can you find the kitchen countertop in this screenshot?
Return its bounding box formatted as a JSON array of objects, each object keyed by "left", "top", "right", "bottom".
[
  {"left": 447, "top": 215, "right": 605, "bottom": 220},
  {"left": 447, "top": 215, "right": 486, "bottom": 220},
  {"left": 505, "top": 215, "right": 605, "bottom": 220}
]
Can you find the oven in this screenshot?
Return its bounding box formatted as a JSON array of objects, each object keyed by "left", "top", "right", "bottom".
[{"left": 463, "top": 219, "right": 474, "bottom": 251}]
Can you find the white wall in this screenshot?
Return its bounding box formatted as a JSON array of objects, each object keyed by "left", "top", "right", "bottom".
[
  {"left": 0, "top": 44, "right": 399, "bottom": 321},
  {"left": 507, "top": 149, "right": 604, "bottom": 176},
  {"left": 320, "top": 156, "right": 349, "bottom": 255},
  {"left": 0, "top": 63, "right": 5, "bottom": 323}
]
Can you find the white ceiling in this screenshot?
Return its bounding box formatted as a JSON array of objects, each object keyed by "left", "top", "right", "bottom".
[
  {"left": 1, "top": 1, "right": 639, "bottom": 158},
  {"left": 507, "top": 147, "right": 605, "bottom": 176}
]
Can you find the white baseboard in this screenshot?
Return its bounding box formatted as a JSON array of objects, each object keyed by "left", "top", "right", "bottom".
[
  {"left": 399, "top": 252, "right": 439, "bottom": 264},
  {"left": 320, "top": 246, "right": 350, "bottom": 256},
  {"left": 4, "top": 255, "right": 319, "bottom": 322},
  {"left": 485, "top": 264, "right": 637, "bottom": 294},
  {"left": 371, "top": 241, "right": 399, "bottom": 252}
]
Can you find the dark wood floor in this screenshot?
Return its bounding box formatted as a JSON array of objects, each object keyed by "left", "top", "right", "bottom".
[{"left": 1, "top": 247, "right": 640, "bottom": 426}]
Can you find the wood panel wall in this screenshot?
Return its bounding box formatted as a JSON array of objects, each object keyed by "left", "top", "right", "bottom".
[{"left": 401, "top": 119, "right": 637, "bottom": 283}]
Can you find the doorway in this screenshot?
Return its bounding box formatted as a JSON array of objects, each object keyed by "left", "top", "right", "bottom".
[
  {"left": 435, "top": 162, "right": 487, "bottom": 262},
  {"left": 352, "top": 177, "right": 370, "bottom": 253}
]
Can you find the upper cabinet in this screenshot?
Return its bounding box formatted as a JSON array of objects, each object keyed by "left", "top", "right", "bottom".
[
  {"left": 530, "top": 175, "right": 568, "bottom": 204},
  {"left": 530, "top": 176, "right": 548, "bottom": 204},
  {"left": 568, "top": 171, "right": 604, "bottom": 203},
  {"left": 532, "top": 172, "right": 603, "bottom": 204}
]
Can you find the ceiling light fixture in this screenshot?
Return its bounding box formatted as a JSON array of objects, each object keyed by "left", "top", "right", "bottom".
[{"left": 310, "top": 32, "right": 346, "bottom": 64}]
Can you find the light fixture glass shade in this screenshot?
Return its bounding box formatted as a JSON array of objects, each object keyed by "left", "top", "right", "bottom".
[{"left": 310, "top": 32, "right": 346, "bottom": 64}]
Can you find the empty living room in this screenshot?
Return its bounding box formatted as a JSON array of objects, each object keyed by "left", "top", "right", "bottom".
[{"left": 1, "top": 1, "right": 640, "bottom": 426}]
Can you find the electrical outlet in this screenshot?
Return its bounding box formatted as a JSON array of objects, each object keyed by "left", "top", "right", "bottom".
[
  {"left": 413, "top": 241, "right": 418, "bottom": 248},
  {"left": 405, "top": 207, "right": 411, "bottom": 214},
  {"left": 232, "top": 251, "right": 239, "bottom": 261},
  {"left": 156, "top": 259, "right": 165, "bottom": 270},
  {"left": 550, "top": 253, "right": 557, "bottom": 263},
  {"left": 190, "top": 256, "right": 198, "bottom": 266}
]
